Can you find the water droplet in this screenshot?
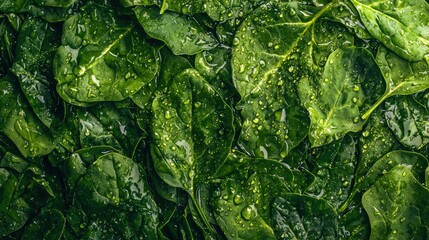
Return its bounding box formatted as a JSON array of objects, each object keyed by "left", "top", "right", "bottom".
[
  {"left": 164, "top": 110, "right": 173, "bottom": 119},
  {"left": 241, "top": 205, "right": 257, "bottom": 220},
  {"left": 233, "top": 194, "right": 244, "bottom": 205}
]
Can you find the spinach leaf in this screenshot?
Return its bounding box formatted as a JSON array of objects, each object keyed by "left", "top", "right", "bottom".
[
  {"left": 54, "top": 2, "right": 158, "bottom": 105},
  {"left": 67, "top": 152, "right": 159, "bottom": 239},
  {"left": 363, "top": 46, "right": 429, "bottom": 119},
  {"left": 195, "top": 47, "right": 237, "bottom": 103},
  {"left": 134, "top": 6, "right": 218, "bottom": 55},
  {"left": 350, "top": 0, "right": 429, "bottom": 62},
  {"left": 0, "top": 74, "right": 55, "bottom": 157},
  {"left": 271, "top": 194, "right": 338, "bottom": 239},
  {"left": 77, "top": 103, "right": 143, "bottom": 154},
  {"left": 362, "top": 165, "right": 429, "bottom": 239},
  {"left": 341, "top": 150, "right": 428, "bottom": 212},
  {"left": 0, "top": 154, "right": 60, "bottom": 237},
  {"left": 150, "top": 68, "right": 234, "bottom": 230},
  {"left": 305, "top": 135, "right": 357, "bottom": 209},
  {"left": 298, "top": 47, "right": 383, "bottom": 147},
  {"left": 384, "top": 95, "right": 429, "bottom": 150},
  {"left": 21, "top": 209, "right": 66, "bottom": 240},
  {"left": 12, "top": 16, "right": 61, "bottom": 128}
]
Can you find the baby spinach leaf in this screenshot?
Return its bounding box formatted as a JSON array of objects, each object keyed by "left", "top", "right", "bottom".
[
  {"left": 299, "top": 47, "right": 383, "bottom": 147},
  {"left": 341, "top": 150, "right": 428, "bottom": 212},
  {"left": 68, "top": 152, "right": 159, "bottom": 239},
  {"left": 356, "top": 106, "right": 398, "bottom": 184},
  {"left": 271, "top": 194, "right": 339, "bottom": 239},
  {"left": 150, "top": 68, "right": 234, "bottom": 230},
  {"left": 21, "top": 209, "right": 65, "bottom": 240},
  {"left": 195, "top": 47, "right": 237, "bottom": 103},
  {"left": 12, "top": 16, "right": 61, "bottom": 128},
  {"left": 350, "top": 0, "right": 429, "bottom": 62},
  {"left": 209, "top": 159, "right": 295, "bottom": 239},
  {"left": 134, "top": 6, "right": 218, "bottom": 55},
  {"left": 339, "top": 205, "right": 370, "bottom": 239},
  {"left": 363, "top": 46, "right": 429, "bottom": 119},
  {"left": 0, "top": 74, "right": 55, "bottom": 157},
  {"left": 385, "top": 95, "right": 429, "bottom": 150},
  {"left": 305, "top": 135, "right": 357, "bottom": 209},
  {"left": 77, "top": 103, "right": 143, "bottom": 154},
  {"left": 54, "top": 2, "right": 158, "bottom": 105},
  {"left": 362, "top": 165, "right": 429, "bottom": 239},
  {"left": 238, "top": 64, "right": 309, "bottom": 159},
  {"left": 150, "top": 68, "right": 234, "bottom": 189}
]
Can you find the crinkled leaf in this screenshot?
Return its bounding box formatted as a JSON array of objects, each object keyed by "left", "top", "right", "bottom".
[
  {"left": 350, "top": 0, "right": 429, "bottom": 62},
  {"left": 384, "top": 94, "right": 429, "bottom": 150},
  {"left": 0, "top": 74, "right": 55, "bottom": 157},
  {"left": 271, "top": 194, "right": 338, "bottom": 239},
  {"left": 54, "top": 3, "right": 158, "bottom": 105},
  {"left": 21, "top": 209, "right": 65, "bottom": 240},
  {"left": 299, "top": 47, "right": 384, "bottom": 147},
  {"left": 363, "top": 46, "right": 429, "bottom": 119},
  {"left": 68, "top": 152, "right": 159, "bottom": 239},
  {"left": 362, "top": 165, "right": 429, "bottom": 239},
  {"left": 12, "top": 17, "right": 61, "bottom": 128},
  {"left": 134, "top": 6, "right": 218, "bottom": 55}
]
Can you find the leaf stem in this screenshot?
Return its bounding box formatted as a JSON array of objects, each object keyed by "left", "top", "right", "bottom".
[
  {"left": 190, "top": 192, "right": 215, "bottom": 233},
  {"left": 361, "top": 93, "right": 389, "bottom": 120}
]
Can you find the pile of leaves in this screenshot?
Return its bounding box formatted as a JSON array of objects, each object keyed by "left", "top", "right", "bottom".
[{"left": 1, "top": 0, "right": 429, "bottom": 239}]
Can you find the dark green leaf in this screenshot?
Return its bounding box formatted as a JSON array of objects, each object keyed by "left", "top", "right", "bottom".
[
  {"left": 298, "top": 47, "right": 383, "bottom": 147},
  {"left": 0, "top": 74, "right": 55, "bottom": 157},
  {"left": 12, "top": 17, "right": 61, "bottom": 128},
  {"left": 384, "top": 95, "right": 429, "bottom": 150},
  {"left": 350, "top": 0, "right": 429, "bottom": 62},
  {"left": 21, "top": 209, "right": 65, "bottom": 240},
  {"left": 362, "top": 165, "right": 429, "bottom": 239},
  {"left": 54, "top": 3, "right": 158, "bottom": 105},
  {"left": 68, "top": 152, "right": 159, "bottom": 239},
  {"left": 134, "top": 6, "right": 218, "bottom": 55}
]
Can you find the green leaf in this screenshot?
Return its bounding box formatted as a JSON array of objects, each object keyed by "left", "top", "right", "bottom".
[
  {"left": 362, "top": 165, "right": 429, "bottom": 239},
  {"left": 384, "top": 95, "right": 429, "bottom": 150},
  {"left": 150, "top": 68, "right": 234, "bottom": 189},
  {"left": 134, "top": 6, "right": 218, "bottom": 55},
  {"left": 21, "top": 209, "right": 66, "bottom": 240},
  {"left": 54, "top": 3, "right": 158, "bottom": 105},
  {"left": 11, "top": 17, "right": 61, "bottom": 128},
  {"left": 77, "top": 103, "right": 143, "bottom": 154},
  {"left": 305, "top": 135, "right": 357, "bottom": 209},
  {"left": 298, "top": 47, "right": 383, "bottom": 147},
  {"left": 363, "top": 46, "right": 429, "bottom": 119},
  {"left": 271, "top": 194, "right": 338, "bottom": 239},
  {"left": 68, "top": 152, "right": 159, "bottom": 239},
  {"left": 340, "top": 150, "right": 428, "bottom": 212},
  {"left": 350, "top": 0, "right": 429, "bottom": 62},
  {"left": 0, "top": 74, "right": 55, "bottom": 157},
  {"left": 210, "top": 158, "right": 295, "bottom": 239},
  {"left": 339, "top": 205, "right": 370, "bottom": 239},
  {"left": 150, "top": 68, "right": 234, "bottom": 230},
  {"left": 356, "top": 106, "right": 398, "bottom": 184}
]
